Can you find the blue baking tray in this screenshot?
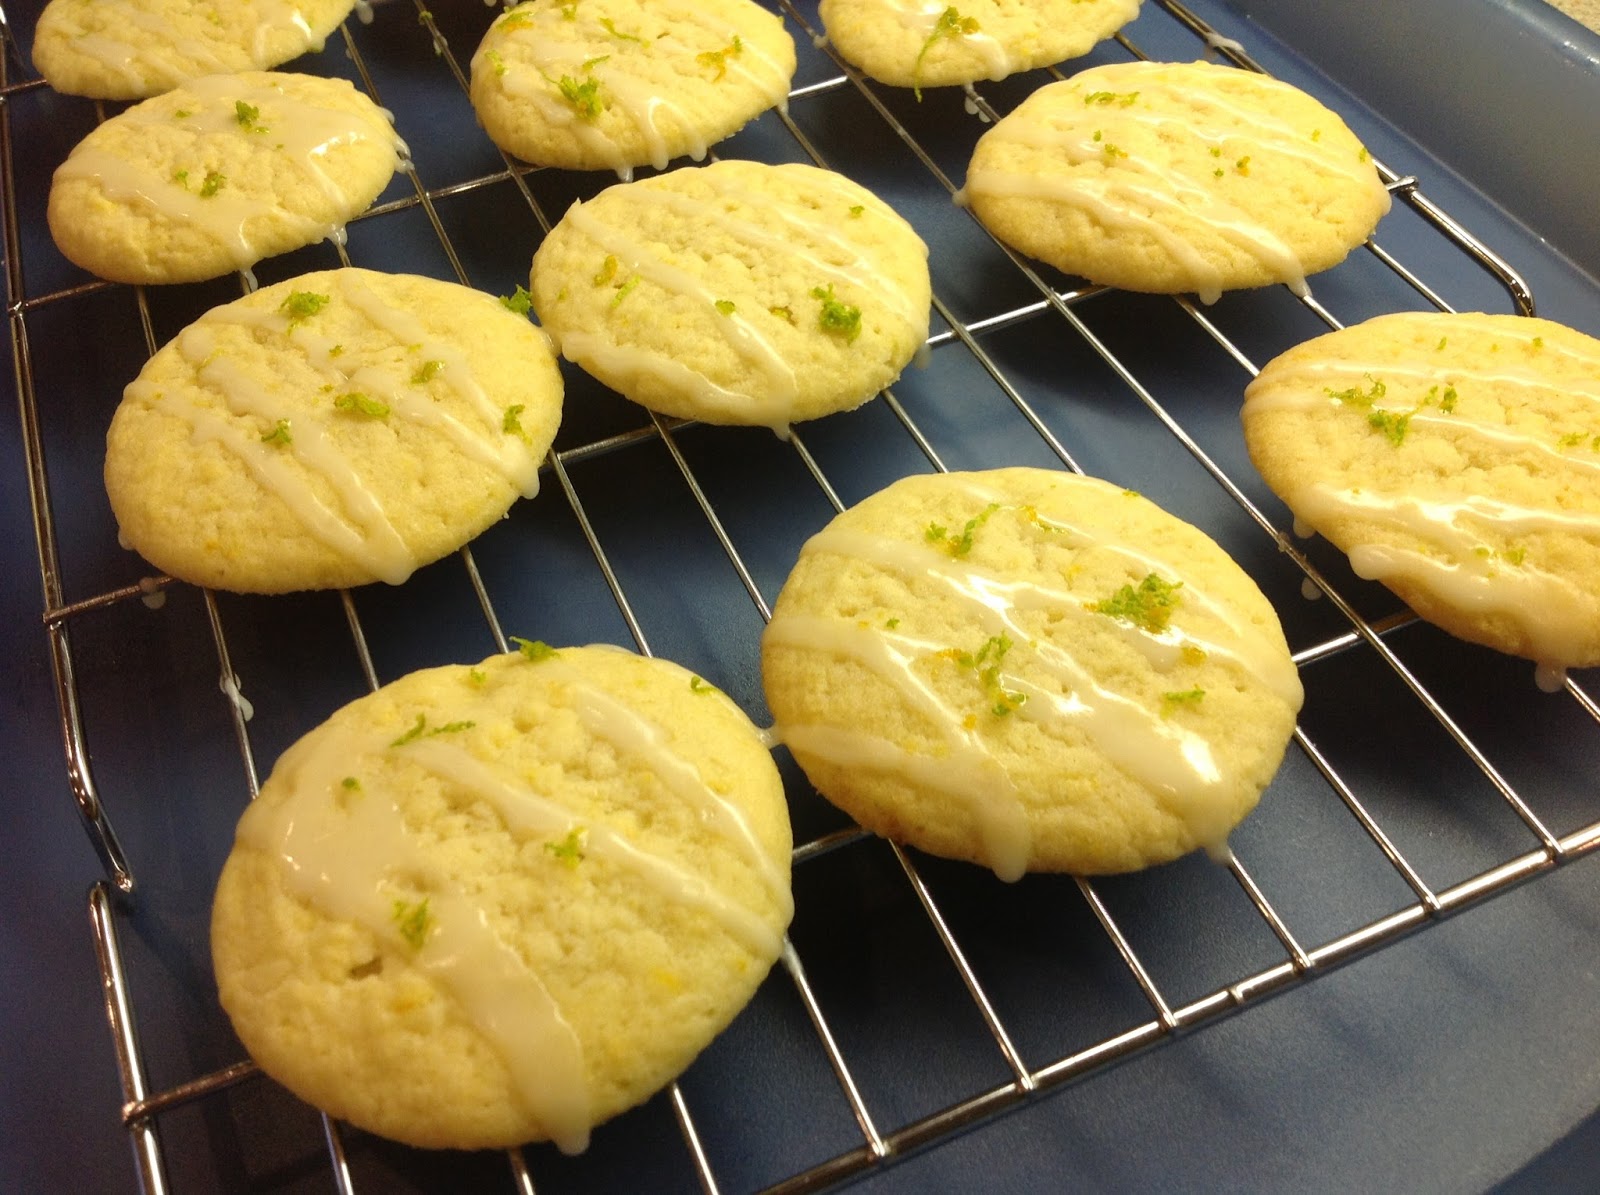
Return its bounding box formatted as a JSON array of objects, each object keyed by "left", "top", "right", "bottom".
[{"left": 3, "top": 1, "right": 1599, "bottom": 1191}]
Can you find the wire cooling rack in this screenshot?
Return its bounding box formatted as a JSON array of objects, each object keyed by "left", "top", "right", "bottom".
[{"left": 5, "top": 0, "right": 1600, "bottom": 1191}]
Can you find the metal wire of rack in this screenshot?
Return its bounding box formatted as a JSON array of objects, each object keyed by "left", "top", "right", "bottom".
[{"left": 5, "top": 0, "right": 1600, "bottom": 1191}]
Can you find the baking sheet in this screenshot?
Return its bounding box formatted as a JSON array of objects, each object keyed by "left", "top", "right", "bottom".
[{"left": 4, "top": 0, "right": 1600, "bottom": 1191}]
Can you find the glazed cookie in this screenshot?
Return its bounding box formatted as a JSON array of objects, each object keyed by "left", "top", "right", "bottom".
[
  {"left": 105, "top": 268, "right": 563, "bottom": 593},
  {"left": 761, "top": 467, "right": 1303, "bottom": 879},
  {"left": 32, "top": 0, "right": 356, "bottom": 101},
  {"left": 818, "top": 0, "right": 1141, "bottom": 95},
  {"left": 1243, "top": 311, "right": 1600, "bottom": 689},
  {"left": 529, "top": 159, "right": 931, "bottom": 430},
  {"left": 212, "top": 644, "right": 793, "bottom": 1151},
  {"left": 961, "top": 60, "right": 1391, "bottom": 302},
  {"left": 49, "top": 72, "right": 406, "bottom": 286},
  {"left": 469, "top": 0, "right": 795, "bottom": 177}
]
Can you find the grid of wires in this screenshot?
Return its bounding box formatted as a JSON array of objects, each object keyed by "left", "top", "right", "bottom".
[{"left": 5, "top": 0, "right": 1600, "bottom": 1191}]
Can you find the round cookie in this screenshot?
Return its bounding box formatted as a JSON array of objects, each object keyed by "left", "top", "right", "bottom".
[
  {"left": 818, "top": 0, "right": 1141, "bottom": 95},
  {"left": 32, "top": 0, "right": 356, "bottom": 101},
  {"left": 761, "top": 467, "right": 1303, "bottom": 880},
  {"left": 105, "top": 268, "right": 563, "bottom": 593},
  {"left": 49, "top": 72, "right": 406, "bottom": 286},
  {"left": 469, "top": 0, "right": 796, "bottom": 177},
  {"left": 530, "top": 159, "right": 931, "bottom": 430},
  {"left": 212, "top": 644, "right": 794, "bottom": 1152},
  {"left": 1243, "top": 311, "right": 1600, "bottom": 688},
  {"left": 961, "top": 60, "right": 1391, "bottom": 302}
]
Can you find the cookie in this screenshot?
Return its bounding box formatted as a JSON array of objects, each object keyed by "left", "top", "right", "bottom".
[
  {"left": 1242, "top": 311, "right": 1600, "bottom": 689},
  {"left": 960, "top": 60, "right": 1391, "bottom": 302},
  {"left": 211, "top": 644, "right": 793, "bottom": 1152},
  {"left": 469, "top": 0, "right": 796, "bottom": 177},
  {"left": 49, "top": 72, "right": 406, "bottom": 286},
  {"left": 818, "top": 0, "right": 1141, "bottom": 95},
  {"left": 32, "top": 0, "right": 356, "bottom": 101},
  {"left": 761, "top": 467, "right": 1303, "bottom": 879},
  {"left": 529, "top": 159, "right": 931, "bottom": 430},
  {"left": 105, "top": 267, "right": 563, "bottom": 593}
]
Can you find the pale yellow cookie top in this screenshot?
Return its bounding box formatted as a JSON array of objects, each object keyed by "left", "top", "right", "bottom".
[
  {"left": 819, "top": 0, "right": 1142, "bottom": 92},
  {"left": 48, "top": 71, "right": 406, "bottom": 285},
  {"left": 211, "top": 644, "right": 792, "bottom": 1151},
  {"left": 469, "top": 0, "right": 796, "bottom": 176},
  {"left": 762, "top": 467, "right": 1303, "bottom": 879},
  {"left": 962, "top": 59, "right": 1391, "bottom": 301},
  {"left": 32, "top": 0, "right": 356, "bottom": 100},
  {"left": 105, "top": 268, "right": 563, "bottom": 593},
  {"left": 529, "top": 159, "right": 932, "bottom": 430},
  {"left": 1243, "top": 311, "right": 1600, "bottom": 680}
]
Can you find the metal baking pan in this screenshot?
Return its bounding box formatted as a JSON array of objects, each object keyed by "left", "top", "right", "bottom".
[{"left": 4, "top": 0, "right": 1599, "bottom": 1191}]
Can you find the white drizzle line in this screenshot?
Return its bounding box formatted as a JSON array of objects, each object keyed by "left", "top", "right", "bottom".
[
  {"left": 552, "top": 664, "right": 793, "bottom": 920},
  {"left": 403, "top": 740, "right": 783, "bottom": 957},
  {"left": 771, "top": 498, "right": 1296, "bottom": 875},
  {"left": 235, "top": 726, "right": 593, "bottom": 1155},
  {"left": 53, "top": 74, "right": 404, "bottom": 272},
  {"left": 965, "top": 68, "right": 1387, "bottom": 301},
  {"left": 560, "top": 197, "right": 798, "bottom": 402},
  {"left": 485, "top": 2, "right": 791, "bottom": 175},
  {"left": 1290, "top": 483, "right": 1600, "bottom": 668},
  {"left": 137, "top": 272, "right": 539, "bottom": 584}
]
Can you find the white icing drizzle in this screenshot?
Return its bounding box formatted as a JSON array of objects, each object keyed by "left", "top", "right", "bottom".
[
  {"left": 555, "top": 665, "right": 793, "bottom": 919},
  {"left": 132, "top": 271, "right": 539, "bottom": 584},
  {"left": 1249, "top": 328, "right": 1600, "bottom": 666},
  {"left": 965, "top": 66, "right": 1387, "bottom": 301},
  {"left": 220, "top": 672, "right": 255, "bottom": 721},
  {"left": 1291, "top": 483, "right": 1600, "bottom": 664},
  {"left": 882, "top": 0, "right": 1016, "bottom": 80},
  {"left": 485, "top": 2, "right": 791, "bottom": 174},
  {"left": 1535, "top": 662, "right": 1568, "bottom": 693},
  {"left": 560, "top": 197, "right": 798, "bottom": 408},
  {"left": 550, "top": 166, "right": 925, "bottom": 427},
  {"left": 403, "top": 740, "right": 782, "bottom": 957},
  {"left": 771, "top": 497, "right": 1299, "bottom": 873},
  {"left": 1300, "top": 577, "right": 1322, "bottom": 602},
  {"left": 235, "top": 727, "right": 593, "bottom": 1155},
  {"left": 53, "top": 74, "right": 405, "bottom": 273},
  {"left": 138, "top": 575, "right": 167, "bottom": 609},
  {"left": 61, "top": 0, "right": 326, "bottom": 93},
  {"left": 234, "top": 652, "right": 788, "bottom": 1150}
]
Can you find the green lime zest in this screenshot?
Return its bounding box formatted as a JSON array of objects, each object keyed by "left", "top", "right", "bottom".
[
  {"left": 280, "top": 290, "right": 329, "bottom": 324},
  {"left": 499, "top": 285, "right": 533, "bottom": 316},
  {"left": 1084, "top": 90, "right": 1139, "bottom": 106},
  {"left": 697, "top": 35, "right": 743, "bottom": 80},
  {"left": 234, "top": 99, "right": 267, "bottom": 132},
  {"left": 260, "top": 419, "right": 292, "bottom": 446},
  {"left": 334, "top": 392, "right": 390, "bottom": 419},
  {"left": 926, "top": 502, "right": 1000, "bottom": 558},
  {"left": 599, "top": 16, "right": 643, "bottom": 42},
  {"left": 1367, "top": 408, "right": 1412, "bottom": 446},
  {"left": 912, "top": 7, "right": 979, "bottom": 101},
  {"left": 1324, "top": 375, "right": 1387, "bottom": 408},
  {"left": 512, "top": 637, "right": 558, "bottom": 662},
  {"left": 811, "top": 284, "right": 861, "bottom": 341},
  {"left": 1088, "top": 573, "right": 1183, "bottom": 633},
  {"left": 392, "top": 898, "right": 431, "bottom": 949},
  {"left": 545, "top": 827, "right": 586, "bottom": 867},
  {"left": 1161, "top": 688, "right": 1205, "bottom": 714}
]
